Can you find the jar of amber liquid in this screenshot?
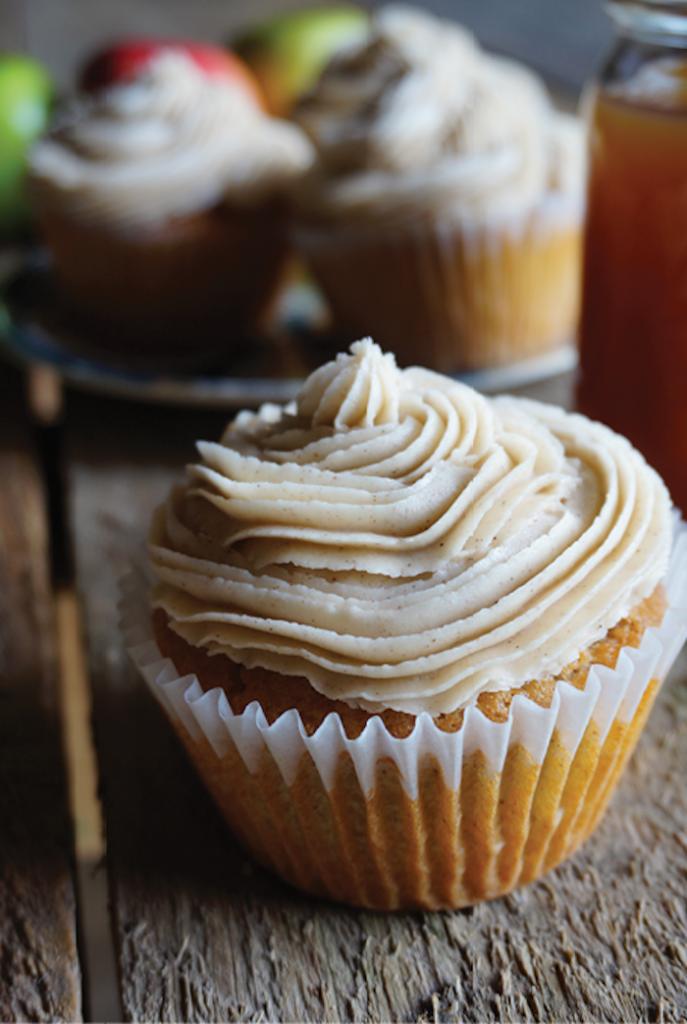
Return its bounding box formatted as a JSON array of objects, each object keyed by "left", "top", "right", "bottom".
[{"left": 578, "top": 0, "right": 687, "bottom": 511}]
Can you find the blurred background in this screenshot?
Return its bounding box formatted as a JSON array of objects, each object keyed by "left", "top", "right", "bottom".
[{"left": 7, "top": 0, "right": 609, "bottom": 98}]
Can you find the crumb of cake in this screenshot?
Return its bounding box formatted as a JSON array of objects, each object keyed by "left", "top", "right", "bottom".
[{"left": 152, "top": 583, "right": 667, "bottom": 740}]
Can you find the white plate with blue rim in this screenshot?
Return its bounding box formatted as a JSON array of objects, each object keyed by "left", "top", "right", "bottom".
[{"left": 0, "top": 254, "right": 578, "bottom": 409}]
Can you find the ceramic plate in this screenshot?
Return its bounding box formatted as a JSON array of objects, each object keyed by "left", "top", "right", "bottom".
[{"left": 0, "top": 259, "right": 578, "bottom": 409}]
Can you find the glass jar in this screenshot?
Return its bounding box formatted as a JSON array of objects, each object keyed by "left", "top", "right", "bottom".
[{"left": 577, "top": 1, "right": 687, "bottom": 512}]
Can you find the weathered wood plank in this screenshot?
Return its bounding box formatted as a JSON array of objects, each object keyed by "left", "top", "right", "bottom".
[
  {"left": 0, "top": 363, "right": 82, "bottom": 1022},
  {"left": 66, "top": 383, "right": 687, "bottom": 1023}
]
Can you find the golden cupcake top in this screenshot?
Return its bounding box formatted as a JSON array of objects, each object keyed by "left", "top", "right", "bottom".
[
  {"left": 29, "top": 51, "right": 314, "bottom": 233},
  {"left": 149, "top": 340, "right": 673, "bottom": 717},
  {"left": 291, "top": 4, "right": 584, "bottom": 226}
]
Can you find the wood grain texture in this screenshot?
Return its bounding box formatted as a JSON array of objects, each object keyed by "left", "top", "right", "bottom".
[
  {"left": 0, "top": 364, "right": 82, "bottom": 1023},
  {"left": 66, "top": 386, "right": 687, "bottom": 1023}
]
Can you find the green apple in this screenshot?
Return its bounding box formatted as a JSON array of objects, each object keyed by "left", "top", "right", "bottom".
[
  {"left": 0, "top": 53, "right": 53, "bottom": 236},
  {"left": 232, "top": 4, "right": 369, "bottom": 118}
]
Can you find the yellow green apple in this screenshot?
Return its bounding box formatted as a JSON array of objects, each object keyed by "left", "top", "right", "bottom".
[
  {"left": 232, "top": 4, "right": 370, "bottom": 117},
  {"left": 0, "top": 53, "right": 53, "bottom": 236}
]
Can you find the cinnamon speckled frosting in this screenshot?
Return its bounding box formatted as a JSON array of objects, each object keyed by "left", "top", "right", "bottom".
[
  {"left": 29, "top": 52, "right": 314, "bottom": 233},
  {"left": 149, "top": 340, "right": 672, "bottom": 717},
  {"left": 291, "top": 4, "right": 584, "bottom": 226}
]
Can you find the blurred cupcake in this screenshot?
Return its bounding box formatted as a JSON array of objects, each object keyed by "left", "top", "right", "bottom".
[
  {"left": 120, "top": 339, "right": 687, "bottom": 911},
  {"left": 289, "top": 5, "right": 584, "bottom": 373},
  {"left": 29, "top": 49, "right": 314, "bottom": 358}
]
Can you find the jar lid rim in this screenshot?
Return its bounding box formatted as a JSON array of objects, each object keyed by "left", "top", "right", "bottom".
[
  {"left": 606, "top": 0, "right": 687, "bottom": 35},
  {"left": 608, "top": 0, "right": 687, "bottom": 7}
]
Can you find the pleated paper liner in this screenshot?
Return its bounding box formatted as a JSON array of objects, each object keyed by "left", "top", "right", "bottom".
[
  {"left": 120, "top": 518, "right": 687, "bottom": 911},
  {"left": 293, "top": 192, "right": 582, "bottom": 375}
]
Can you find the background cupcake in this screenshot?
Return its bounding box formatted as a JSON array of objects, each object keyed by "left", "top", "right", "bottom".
[
  {"left": 289, "top": 5, "right": 584, "bottom": 374},
  {"left": 120, "top": 340, "right": 687, "bottom": 911},
  {"left": 29, "top": 47, "right": 314, "bottom": 359}
]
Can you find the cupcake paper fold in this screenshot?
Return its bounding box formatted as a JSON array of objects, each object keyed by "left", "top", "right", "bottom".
[
  {"left": 119, "top": 516, "right": 687, "bottom": 803},
  {"left": 293, "top": 198, "right": 582, "bottom": 374},
  {"left": 118, "top": 518, "right": 687, "bottom": 908}
]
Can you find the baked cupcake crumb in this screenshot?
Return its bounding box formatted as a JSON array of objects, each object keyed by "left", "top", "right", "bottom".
[{"left": 154, "top": 583, "right": 667, "bottom": 738}]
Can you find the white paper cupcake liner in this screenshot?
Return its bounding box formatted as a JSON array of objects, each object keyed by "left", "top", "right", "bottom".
[
  {"left": 294, "top": 188, "right": 584, "bottom": 251},
  {"left": 293, "top": 194, "right": 582, "bottom": 375},
  {"left": 119, "top": 517, "right": 687, "bottom": 909},
  {"left": 120, "top": 518, "right": 687, "bottom": 797}
]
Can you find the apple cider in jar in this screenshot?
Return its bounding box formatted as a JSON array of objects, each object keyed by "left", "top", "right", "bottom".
[{"left": 577, "top": 1, "right": 687, "bottom": 511}]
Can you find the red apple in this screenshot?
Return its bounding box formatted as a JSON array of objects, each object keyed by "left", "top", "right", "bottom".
[{"left": 79, "top": 39, "right": 263, "bottom": 107}]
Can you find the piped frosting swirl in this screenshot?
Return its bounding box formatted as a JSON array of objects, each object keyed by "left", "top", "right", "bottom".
[
  {"left": 29, "top": 52, "right": 314, "bottom": 232},
  {"left": 150, "top": 340, "right": 672, "bottom": 717},
  {"left": 291, "top": 4, "right": 584, "bottom": 225}
]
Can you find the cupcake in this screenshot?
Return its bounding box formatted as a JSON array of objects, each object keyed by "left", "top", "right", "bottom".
[
  {"left": 289, "top": 5, "right": 584, "bottom": 373},
  {"left": 121, "top": 340, "right": 687, "bottom": 911},
  {"left": 28, "top": 50, "right": 314, "bottom": 358}
]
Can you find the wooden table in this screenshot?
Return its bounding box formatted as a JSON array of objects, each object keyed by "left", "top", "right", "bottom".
[
  {"left": 3, "top": 349, "right": 687, "bottom": 1022},
  {"left": 0, "top": 363, "right": 81, "bottom": 1022}
]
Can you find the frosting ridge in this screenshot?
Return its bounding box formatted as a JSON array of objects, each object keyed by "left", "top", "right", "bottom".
[
  {"left": 30, "top": 51, "right": 314, "bottom": 231},
  {"left": 291, "top": 4, "right": 585, "bottom": 225},
  {"left": 150, "top": 340, "right": 673, "bottom": 717}
]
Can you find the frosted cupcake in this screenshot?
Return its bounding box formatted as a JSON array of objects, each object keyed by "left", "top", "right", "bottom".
[
  {"left": 289, "top": 5, "right": 584, "bottom": 373},
  {"left": 29, "top": 51, "right": 314, "bottom": 357},
  {"left": 121, "top": 340, "right": 687, "bottom": 910}
]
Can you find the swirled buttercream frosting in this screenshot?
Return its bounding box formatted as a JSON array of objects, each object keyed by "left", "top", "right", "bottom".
[
  {"left": 291, "top": 4, "right": 584, "bottom": 225},
  {"left": 150, "top": 341, "right": 672, "bottom": 717},
  {"left": 29, "top": 52, "right": 314, "bottom": 232}
]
